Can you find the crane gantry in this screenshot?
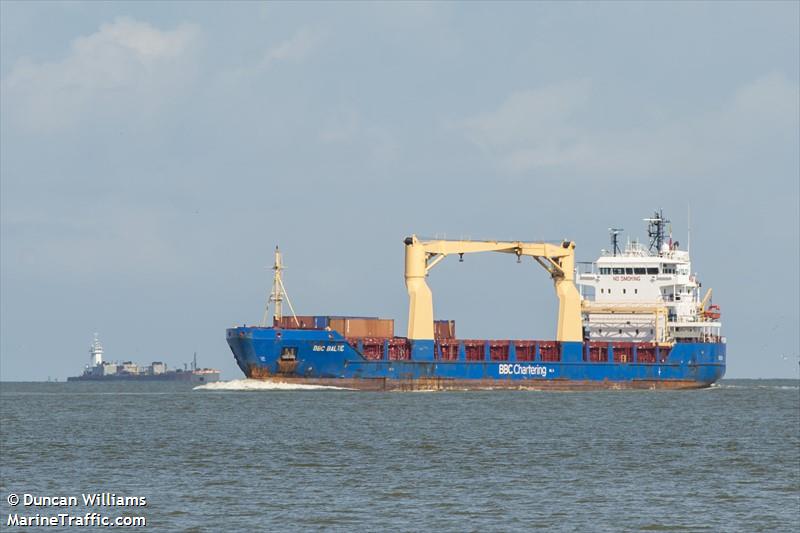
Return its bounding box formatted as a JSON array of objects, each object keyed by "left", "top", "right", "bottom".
[{"left": 403, "top": 235, "right": 583, "bottom": 343}]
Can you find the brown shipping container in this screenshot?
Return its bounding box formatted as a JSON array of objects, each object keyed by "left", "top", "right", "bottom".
[
  {"left": 329, "top": 318, "right": 394, "bottom": 338},
  {"left": 347, "top": 320, "right": 368, "bottom": 337},
  {"left": 328, "top": 318, "right": 345, "bottom": 334},
  {"left": 434, "top": 320, "right": 456, "bottom": 339},
  {"left": 274, "top": 316, "right": 318, "bottom": 329}
]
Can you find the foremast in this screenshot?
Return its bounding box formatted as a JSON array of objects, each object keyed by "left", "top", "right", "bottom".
[{"left": 261, "top": 246, "right": 299, "bottom": 327}]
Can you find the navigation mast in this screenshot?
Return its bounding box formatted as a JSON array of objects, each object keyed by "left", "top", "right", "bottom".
[
  {"left": 644, "top": 209, "right": 670, "bottom": 254},
  {"left": 609, "top": 227, "right": 624, "bottom": 257},
  {"left": 261, "top": 246, "right": 300, "bottom": 327}
]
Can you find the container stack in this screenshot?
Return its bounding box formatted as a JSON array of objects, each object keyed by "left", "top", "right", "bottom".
[
  {"left": 273, "top": 316, "right": 328, "bottom": 329},
  {"left": 329, "top": 317, "right": 394, "bottom": 338},
  {"left": 273, "top": 315, "right": 395, "bottom": 338},
  {"left": 434, "top": 320, "right": 456, "bottom": 339}
]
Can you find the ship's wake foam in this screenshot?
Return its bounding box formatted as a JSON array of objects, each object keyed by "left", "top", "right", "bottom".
[
  {"left": 709, "top": 382, "right": 799, "bottom": 391},
  {"left": 193, "top": 379, "right": 353, "bottom": 391}
]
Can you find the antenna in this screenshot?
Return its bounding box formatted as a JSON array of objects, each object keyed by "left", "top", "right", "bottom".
[
  {"left": 608, "top": 228, "right": 624, "bottom": 256},
  {"left": 643, "top": 209, "right": 670, "bottom": 254},
  {"left": 261, "top": 246, "right": 300, "bottom": 327},
  {"left": 687, "top": 204, "right": 691, "bottom": 254}
]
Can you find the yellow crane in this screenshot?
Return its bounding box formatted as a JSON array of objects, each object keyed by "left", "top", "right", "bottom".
[
  {"left": 697, "top": 288, "right": 713, "bottom": 313},
  {"left": 403, "top": 235, "right": 583, "bottom": 342}
]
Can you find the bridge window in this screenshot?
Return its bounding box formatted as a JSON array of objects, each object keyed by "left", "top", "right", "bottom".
[
  {"left": 647, "top": 268, "right": 659, "bottom": 274},
  {"left": 623, "top": 289, "right": 627, "bottom": 294},
  {"left": 634, "top": 267, "right": 646, "bottom": 274},
  {"left": 613, "top": 268, "right": 624, "bottom": 275},
  {"left": 625, "top": 268, "right": 633, "bottom": 274},
  {"left": 600, "top": 267, "right": 611, "bottom": 275}
]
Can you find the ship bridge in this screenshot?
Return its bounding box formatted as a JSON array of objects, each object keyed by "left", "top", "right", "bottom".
[{"left": 577, "top": 215, "right": 722, "bottom": 345}]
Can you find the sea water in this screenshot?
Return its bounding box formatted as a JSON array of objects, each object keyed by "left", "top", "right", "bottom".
[{"left": 1, "top": 380, "right": 798, "bottom": 531}]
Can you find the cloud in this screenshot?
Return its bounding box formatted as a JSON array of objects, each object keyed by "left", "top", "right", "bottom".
[
  {"left": 3, "top": 202, "right": 184, "bottom": 281},
  {"left": 259, "top": 27, "right": 322, "bottom": 69},
  {"left": 2, "top": 17, "right": 200, "bottom": 132},
  {"left": 455, "top": 80, "right": 592, "bottom": 173},
  {"left": 319, "top": 108, "right": 360, "bottom": 143},
  {"left": 454, "top": 74, "right": 800, "bottom": 177},
  {"left": 459, "top": 81, "right": 590, "bottom": 149},
  {"left": 319, "top": 107, "right": 400, "bottom": 166},
  {"left": 216, "top": 27, "right": 323, "bottom": 86}
]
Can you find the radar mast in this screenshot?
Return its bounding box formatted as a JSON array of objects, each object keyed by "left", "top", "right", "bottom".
[
  {"left": 609, "top": 228, "right": 624, "bottom": 256},
  {"left": 644, "top": 209, "right": 670, "bottom": 254}
]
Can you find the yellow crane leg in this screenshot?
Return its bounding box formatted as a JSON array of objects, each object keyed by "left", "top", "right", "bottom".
[
  {"left": 556, "top": 279, "right": 583, "bottom": 342},
  {"left": 405, "top": 239, "right": 435, "bottom": 339}
]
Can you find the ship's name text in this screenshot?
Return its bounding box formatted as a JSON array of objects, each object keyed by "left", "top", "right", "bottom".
[
  {"left": 498, "top": 364, "right": 548, "bottom": 377},
  {"left": 312, "top": 345, "right": 345, "bottom": 352}
]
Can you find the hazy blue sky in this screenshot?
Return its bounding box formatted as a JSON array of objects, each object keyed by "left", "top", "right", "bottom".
[{"left": 1, "top": 1, "right": 798, "bottom": 380}]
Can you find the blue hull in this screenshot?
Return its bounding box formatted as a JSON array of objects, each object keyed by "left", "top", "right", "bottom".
[{"left": 226, "top": 327, "right": 725, "bottom": 390}]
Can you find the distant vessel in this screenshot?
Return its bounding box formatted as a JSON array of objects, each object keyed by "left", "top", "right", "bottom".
[
  {"left": 227, "top": 210, "right": 725, "bottom": 390},
  {"left": 68, "top": 334, "right": 220, "bottom": 383}
]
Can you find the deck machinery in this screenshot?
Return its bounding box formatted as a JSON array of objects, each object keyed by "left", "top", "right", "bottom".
[{"left": 227, "top": 211, "right": 725, "bottom": 390}]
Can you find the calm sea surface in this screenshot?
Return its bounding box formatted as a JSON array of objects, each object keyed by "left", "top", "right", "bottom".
[{"left": 1, "top": 379, "right": 798, "bottom": 532}]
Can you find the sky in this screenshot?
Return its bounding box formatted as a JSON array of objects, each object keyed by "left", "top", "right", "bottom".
[{"left": 1, "top": 1, "right": 798, "bottom": 380}]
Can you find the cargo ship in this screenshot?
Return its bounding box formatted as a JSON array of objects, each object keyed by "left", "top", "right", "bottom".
[
  {"left": 68, "top": 334, "right": 221, "bottom": 383},
  {"left": 227, "top": 211, "right": 725, "bottom": 390}
]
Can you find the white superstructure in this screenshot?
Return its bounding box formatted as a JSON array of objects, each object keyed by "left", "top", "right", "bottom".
[
  {"left": 577, "top": 211, "right": 722, "bottom": 345},
  {"left": 89, "top": 333, "right": 104, "bottom": 366}
]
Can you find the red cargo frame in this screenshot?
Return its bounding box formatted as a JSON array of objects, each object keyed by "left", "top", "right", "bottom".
[
  {"left": 437, "top": 340, "right": 459, "bottom": 361},
  {"left": 515, "top": 342, "right": 536, "bottom": 361}
]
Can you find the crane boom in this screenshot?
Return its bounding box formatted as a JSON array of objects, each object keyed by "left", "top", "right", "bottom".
[
  {"left": 697, "top": 288, "right": 713, "bottom": 312},
  {"left": 403, "top": 235, "right": 583, "bottom": 342}
]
